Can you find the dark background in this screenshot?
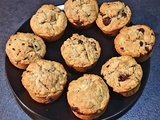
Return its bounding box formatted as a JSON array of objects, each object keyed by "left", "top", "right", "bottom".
[{"left": 0, "top": 0, "right": 160, "bottom": 120}]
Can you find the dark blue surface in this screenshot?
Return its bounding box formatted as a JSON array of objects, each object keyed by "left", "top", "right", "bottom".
[{"left": 0, "top": 0, "right": 160, "bottom": 120}]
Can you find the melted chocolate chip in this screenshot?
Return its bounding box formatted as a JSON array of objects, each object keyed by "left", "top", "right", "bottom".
[
  {"left": 103, "top": 17, "right": 111, "bottom": 26},
  {"left": 118, "top": 74, "right": 131, "bottom": 82},
  {"left": 74, "top": 20, "right": 83, "bottom": 27},
  {"left": 140, "top": 41, "right": 143, "bottom": 46},
  {"left": 138, "top": 28, "right": 145, "bottom": 34},
  {"left": 78, "top": 40, "right": 83, "bottom": 44}
]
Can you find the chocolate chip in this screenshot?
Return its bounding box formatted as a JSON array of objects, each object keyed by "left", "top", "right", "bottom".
[
  {"left": 100, "top": 12, "right": 106, "bottom": 17},
  {"left": 145, "top": 46, "right": 150, "bottom": 52},
  {"left": 138, "top": 28, "right": 145, "bottom": 34},
  {"left": 120, "top": 47, "right": 124, "bottom": 50},
  {"left": 91, "top": 42, "right": 97, "bottom": 51},
  {"left": 91, "top": 41, "right": 95, "bottom": 45},
  {"left": 130, "top": 64, "right": 136, "bottom": 67},
  {"left": 121, "top": 11, "right": 127, "bottom": 18},
  {"left": 28, "top": 45, "right": 33, "bottom": 49},
  {"left": 12, "top": 48, "right": 15, "bottom": 51},
  {"left": 74, "top": 20, "right": 83, "bottom": 27},
  {"left": 106, "top": 65, "right": 110, "bottom": 68},
  {"left": 22, "top": 43, "right": 25, "bottom": 46},
  {"left": 103, "top": 17, "right": 111, "bottom": 26},
  {"left": 140, "top": 41, "right": 143, "bottom": 46},
  {"left": 23, "top": 57, "right": 28, "bottom": 60},
  {"left": 87, "top": 14, "right": 91, "bottom": 17},
  {"left": 17, "top": 50, "right": 21, "bottom": 56},
  {"left": 118, "top": 74, "right": 131, "bottom": 82},
  {"left": 78, "top": 40, "right": 83, "bottom": 44},
  {"left": 34, "top": 44, "right": 38, "bottom": 48}
]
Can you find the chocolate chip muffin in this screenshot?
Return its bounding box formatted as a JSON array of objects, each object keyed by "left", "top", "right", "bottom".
[
  {"left": 21, "top": 58, "right": 67, "bottom": 104},
  {"left": 30, "top": 4, "right": 67, "bottom": 42},
  {"left": 5, "top": 32, "right": 46, "bottom": 69},
  {"left": 101, "top": 56, "right": 143, "bottom": 97},
  {"left": 64, "top": 0, "right": 98, "bottom": 28},
  {"left": 96, "top": 1, "right": 131, "bottom": 36},
  {"left": 114, "top": 25, "right": 156, "bottom": 62},
  {"left": 67, "top": 74, "right": 110, "bottom": 120},
  {"left": 60, "top": 33, "right": 101, "bottom": 72}
]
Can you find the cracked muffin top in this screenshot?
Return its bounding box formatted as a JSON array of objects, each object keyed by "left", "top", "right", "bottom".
[
  {"left": 114, "top": 25, "right": 155, "bottom": 62},
  {"left": 60, "top": 33, "right": 101, "bottom": 72},
  {"left": 5, "top": 32, "right": 46, "bottom": 69},
  {"left": 21, "top": 58, "right": 67, "bottom": 103},
  {"left": 67, "top": 74, "right": 110, "bottom": 119},
  {"left": 64, "top": 0, "right": 98, "bottom": 28},
  {"left": 30, "top": 4, "right": 67, "bottom": 41},
  {"left": 96, "top": 1, "right": 131, "bottom": 35},
  {"left": 101, "top": 56, "right": 143, "bottom": 93}
]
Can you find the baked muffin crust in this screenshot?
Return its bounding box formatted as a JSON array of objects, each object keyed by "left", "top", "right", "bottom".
[
  {"left": 114, "top": 25, "right": 156, "bottom": 62},
  {"left": 64, "top": 0, "right": 98, "bottom": 28},
  {"left": 61, "top": 33, "right": 101, "bottom": 72},
  {"left": 67, "top": 74, "right": 110, "bottom": 119},
  {"left": 101, "top": 56, "right": 143, "bottom": 97},
  {"left": 30, "top": 4, "right": 67, "bottom": 41},
  {"left": 21, "top": 59, "right": 67, "bottom": 104},
  {"left": 96, "top": 1, "right": 131, "bottom": 36},
  {"left": 5, "top": 32, "right": 46, "bottom": 69}
]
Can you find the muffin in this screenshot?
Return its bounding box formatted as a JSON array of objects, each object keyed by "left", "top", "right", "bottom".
[
  {"left": 114, "top": 25, "right": 156, "bottom": 62},
  {"left": 5, "top": 32, "right": 46, "bottom": 69},
  {"left": 96, "top": 1, "right": 131, "bottom": 36},
  {"left": 61, "top": 33, "right": 101, "bottom": 72},
  {"left": 101, "top": 56, "right": 143, "bottom": 97},
  {"left": 64, "top": 0, "right": 98, "bottom": 28},
  {"left": 30, "top": 4, "right": 67, "bottom": 42},
  {"left": 21, "top": 58, "right": 67, "bottom": 104},
  {"left": 67, "top": 74, "right": 110, "bottom": 120}
]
